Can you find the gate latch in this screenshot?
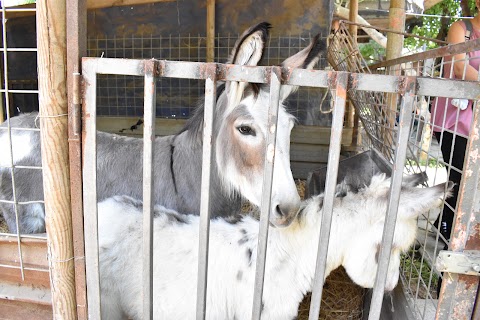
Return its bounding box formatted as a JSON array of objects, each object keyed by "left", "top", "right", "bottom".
[{"left": 436, "top": 250, "right": 480, "bottom": 276}]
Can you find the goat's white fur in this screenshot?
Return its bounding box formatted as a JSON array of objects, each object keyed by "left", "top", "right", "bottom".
[{"left": 98, "top": 173, "right": 450, "bottom": 320}]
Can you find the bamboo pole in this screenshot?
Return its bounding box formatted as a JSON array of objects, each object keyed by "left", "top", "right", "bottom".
[
  {"left": 385, "top": 0, "right": 406, "bottom": 147},
  {"left": 206, "top": 0, "right": 215, "bottom": 62},
  {"left": 37, "top": 1, "right": 77, "bottom": 319},
  {"left": 348, "top": 0, "right": 358, "bottom": 44}
]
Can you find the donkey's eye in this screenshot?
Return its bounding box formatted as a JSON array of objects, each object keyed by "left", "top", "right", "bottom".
[{"left": 237, "top": 125, "right": 255, "bottom": 136}]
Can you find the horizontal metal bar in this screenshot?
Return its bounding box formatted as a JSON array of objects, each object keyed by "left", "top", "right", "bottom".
[
  {"left": 0, "top": 127, "right": 40, "bottom": 132},
  {"left": 0, "top": 89, "right": 39, "bottom": 94},
  {"left": 436, "top": 250, "right": 480, "bottom": 276},
  {"left": 417, "top": 77, "right": 480, "bottom": 99},
  {"left": 0, "top": 165, "right": 42, "bottom": 170},
  {"left": 0, "top": 233, "right": 47, "bottom": 240},
  {"left": 0, "top": 48, "right": 37, "bottom": 52},
  {"left": 0, "top": 264, "right": 48, "bottom": 272},
  {"left": 1, "top": 8, "right": 37, "bottom": 12},
  {"left": 81, "top": 58, "right": 480, "bottom": 100},
  {"left": 0, "top": 200, "right": 44, "bottom": 205},
  {"left": 82, "top": 57, "right": 145, "bottom": 76},
  {"left": 350, "top": 73, "right": 402, "bottom": 93},
  {"left": 369, "top": 38, "right": 480, "bottom": 69}
]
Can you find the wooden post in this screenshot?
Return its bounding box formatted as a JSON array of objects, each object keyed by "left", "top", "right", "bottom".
[
  {"left": 37, "top": 1, "right": 77, "bottom": 319},
  {"left": 206, "top": 0, "right": 215, "bottom": 62},
  {"left": 67, "top": 0, "right": 87, "bottom": 319}
]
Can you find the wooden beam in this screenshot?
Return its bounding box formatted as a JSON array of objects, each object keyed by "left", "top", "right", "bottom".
[
  {"left": 37, "top": 0, "right": 77, "bottom": 318},
  {"left": 206, "top": 0, "right": 215, "bottom": 62},
  {"left": 66, "top": 0, "right": 88, "bottom": 318},
  {"left": 0, "top": 1, "right": 175, "bottom": 19},
  {"left": 86, "top": 0, "right": 175, "bottom": 10}
]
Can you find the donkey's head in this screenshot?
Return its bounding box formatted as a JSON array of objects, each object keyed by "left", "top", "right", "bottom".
[
  {"left": 342, "top": 173, "right": 453, "bottom": 291},
  {"left": 214, "top": 23, "right": 325, "bottom": 227}
]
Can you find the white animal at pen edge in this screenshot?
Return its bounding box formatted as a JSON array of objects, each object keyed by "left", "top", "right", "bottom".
[
  {"left": 0, "top": 21, "right": 328, "bottom": 233},
  {"left": 97, "top": 173, "right": 452, "bottom": 320}
]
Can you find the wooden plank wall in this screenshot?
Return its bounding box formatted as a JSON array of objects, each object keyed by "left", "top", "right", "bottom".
[{"left": 97, "top": 117, "right": 354, "bottom": 180}]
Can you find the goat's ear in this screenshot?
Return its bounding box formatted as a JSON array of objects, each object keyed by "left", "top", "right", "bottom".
[
  {"left": 226, "top": 22, "right": 270, "bottom": 110},
  {"left": 398, "top": 182, "right": 454, "bottom": 219},
  {"left": 401, "top": 172, "right": 428, "bottom": 187},
  {"left": 279, "top": 35, "right": 326, "bottom": 101}
]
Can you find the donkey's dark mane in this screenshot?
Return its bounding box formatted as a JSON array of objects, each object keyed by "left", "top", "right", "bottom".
[
  {"left": 176, "top": 83, "right": 226, "bottom": 140},
  {"left": 176, "top": 82, "right": 262, "bottom": 141}
]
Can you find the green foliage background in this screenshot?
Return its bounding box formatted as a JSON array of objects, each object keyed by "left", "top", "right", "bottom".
[
  {"left": 404, "top": 0, "right": 477, "bottom": 50},
  {"left": 358, "top": 0, "right": 477, "bottom": 63}
]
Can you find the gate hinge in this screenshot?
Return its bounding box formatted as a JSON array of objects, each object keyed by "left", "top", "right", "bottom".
[
  {"left": 72, "top": 73, "right": 82, "bottom": 137},
  {"left": 436, "top": 250, "right": 480, "bottom": 276}
]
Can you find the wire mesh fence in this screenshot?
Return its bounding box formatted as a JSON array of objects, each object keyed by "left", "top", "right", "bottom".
[
  {"left": 87, "top": 33, "right": 334, "bottom": 125},
  {"left": 328, "top": 20, "right": 480, "bottom": 319}
]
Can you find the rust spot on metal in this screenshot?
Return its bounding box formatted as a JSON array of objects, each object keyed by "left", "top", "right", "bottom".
[
  {"left": 327, "top": 71, "right": 337, "bottom": 89},
  {"left": 157, "top": 60, "right": 166, "bottom": 77}
]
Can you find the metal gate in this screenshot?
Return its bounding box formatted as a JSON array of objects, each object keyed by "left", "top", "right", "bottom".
[{"left": 81, "top": 57, "right": 480, "bottom": 319}]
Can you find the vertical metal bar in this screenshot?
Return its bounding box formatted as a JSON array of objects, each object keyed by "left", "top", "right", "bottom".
[
  {"left": 308, "top": 71, "right": 348, "bottom": 320},
  {"left": 367, "top": 76, "right": 416, "bottom": 320},
  {"left": 436, "top": 99, "right": 480, "bottom": 318},
  {"left": 2, "top": 2, "right": 25, "bottom": 281},
  {"left": 196, "top": 63, "right": 217, "bottom": 320},
  {"left": 142, "top": 60, "right": 158, "bottom": 320},
  {"left": 251, "top": 66, "right": 282, "bottom": 320},
  {"left": 81, "top": 58, "right": 101, "bottom": 319}
]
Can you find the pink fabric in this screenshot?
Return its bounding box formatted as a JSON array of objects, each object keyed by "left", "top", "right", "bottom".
[{"left": 431, "top": 20, "right": 480, "bottom": 136}]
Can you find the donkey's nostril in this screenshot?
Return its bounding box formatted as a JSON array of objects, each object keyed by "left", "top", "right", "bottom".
[{"left": 275, "top": 205, "right": 284, "bottom": 217}]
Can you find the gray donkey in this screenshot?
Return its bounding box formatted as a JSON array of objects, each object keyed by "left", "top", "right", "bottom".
[{"left": 0, "top": 22, "right": 325, "bottom": 234}]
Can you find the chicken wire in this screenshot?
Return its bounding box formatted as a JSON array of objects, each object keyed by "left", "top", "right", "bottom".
[
  {"left": 328, "top": 21, "right": 480, "bottom": 319},
  {"left": 0, "top": 2, "right": 47, "bottom": 291},
  {"left": 87, "top": 33, "right": 334, "bottom": 126}
]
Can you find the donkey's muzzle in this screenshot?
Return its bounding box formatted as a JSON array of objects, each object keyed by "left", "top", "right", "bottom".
[{"left": 270, "top": 203, "right": 300, "bottom": 228}]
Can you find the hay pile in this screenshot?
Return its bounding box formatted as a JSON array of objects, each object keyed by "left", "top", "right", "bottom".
[
  {"left": 0, "top": 216, "right": 8, "bottom": 233},
  {"left": 297, "top": 267, "right": 365, "bottom": 320}
]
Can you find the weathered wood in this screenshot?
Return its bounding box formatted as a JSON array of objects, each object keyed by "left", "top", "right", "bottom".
[
  {"left": 37, "top": 1, "right": 77, "bottom": 318},
  {"left": 66, "top": 0, "right": 88, "bottom": 318},
  {"left": 87, "top": 0, "right": 175, "bottom": 9},
  {"left": 206, "top": 0, "right": 215, "bottom": 62},
  {"left": 0, "top": 299, "right": 52, "bottom": 320}
]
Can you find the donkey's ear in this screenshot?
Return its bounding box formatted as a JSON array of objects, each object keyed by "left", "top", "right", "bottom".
[
  {"left": 226, "top": 22, "right": 270, "bottom": 110},
  {"left": 227, "top": 22, "right": 270, "bottom": 66},
  {"left": 398, "top": 182, "right": 453, "bottom": 219},
  {"left": 280, "top": 35, "right": 326, "bottom": 100}
]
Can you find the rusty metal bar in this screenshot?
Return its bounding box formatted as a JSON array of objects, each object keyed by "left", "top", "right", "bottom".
[
  {"left": 308, "top": 71, "right": 348, "bottom": 320},
  {"left": 142, "top": 59, "right": 158, "bottom": 320},
  {"left": 196, "top": 63, "right": 217, "bottom": 320},
  {"left": 367, "top": 77, "right": 416, "bottom": 320},
  {"left": 369, "top": 38, "right": 480, "bottom": 70},
  {"left": 251, "top": 66, "right": 283, "bottom": 320},
  {"left": 436, "top": 99, "right": 480, "bottom": 319}
]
